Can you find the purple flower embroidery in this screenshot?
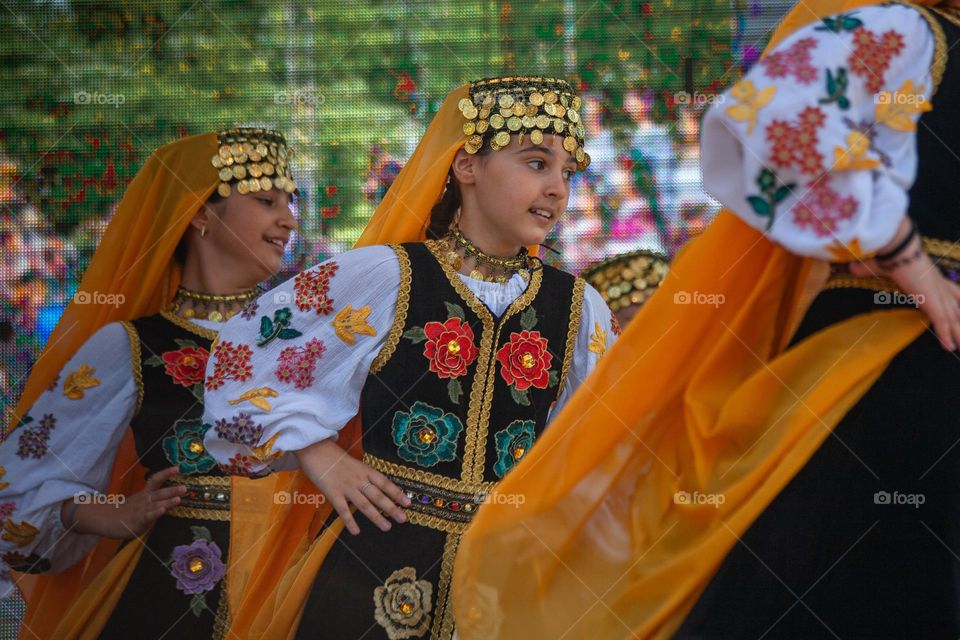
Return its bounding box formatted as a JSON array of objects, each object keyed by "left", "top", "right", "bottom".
[
  {"left": 0, "top": 502, "right": 14, "bottom": 520},
  {"left": 168, "top": 526, "right": 225, "bottom": 617},
  {"left": 17, "top": 414, "right": 56, "bottom": 460},
  {"left": 214, "top": 412, "right": 264, "bottom": 447},
  {"left": 239, "top": 298, "right": 259, "bottom": 320}
]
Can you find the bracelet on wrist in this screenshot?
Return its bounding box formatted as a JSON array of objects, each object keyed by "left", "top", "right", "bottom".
[{"left": 876, "top": 221, "right": 917, "bottom": 263}]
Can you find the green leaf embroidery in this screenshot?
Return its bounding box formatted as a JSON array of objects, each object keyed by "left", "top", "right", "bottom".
[
  {"left": 817, "top": 13, "right": 862, "bottom": 32},
  {"left": 773, "top": 185, "right": 794, "bottom": 203},
  {"left": 173, "top": 338, "right": 199, "bottom": 349},
  {"left": 447, "top": 379, "right": 463, "bottom": 405},
  {"left": 444, "top": 301, "right": 466, "bottom": 321},
  {"left": 144, "top": 354, "right": 165, "bottom": 367},
  {"left": 191, "top": 525, "right": 213, "bottom": 542},
  {"left": 277, "top": 328, "right": 302, "bottom": 340},
  {"left": 547, "top": 370, "right": 559, "bottom": 388},
  {"left": 190, "top": 593, "right": 207, "bottom": 617},
  {"left": 819, "top": 67, "right": 849, "bottom": 110},
  {"left": 747, "top": 196, "right": 771, "bottom": 217},
  {"left": 190, "top": 383, "right": 204, "bottom": 402},
  {"left": 402, "top": 327, "right": 428, "bottom": 344},
  {"left": 510, "top": 387, "right": 531, "bottom": 406},
  {"left": 520, "top": 306, "right": 538, "bottom": 331},
  {"left": 259, "top": 316, "right": 275, "bottom": 339}
]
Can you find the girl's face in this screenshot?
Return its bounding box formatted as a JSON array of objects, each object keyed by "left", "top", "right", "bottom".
[
  {"left": 200, "top": 188, "right": 297, "bottom": 286},
  {"left": 456, "top": 133, "right": 577, "bottom": 254}
]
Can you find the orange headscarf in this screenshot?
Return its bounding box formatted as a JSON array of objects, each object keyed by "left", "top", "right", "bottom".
[
  {"left": 12, "top": 131, "right": 283, "bottom": 638},
  {"left": 451, "top": 1, "right": 940, "bottom": 638}
]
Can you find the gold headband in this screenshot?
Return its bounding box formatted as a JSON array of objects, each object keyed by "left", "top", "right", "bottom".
[
  {"left": 460, "top": 76, "right": 590, "bottom": 171},
  {"left": 210, "top": 127, "right": 297, "bottom": 197},
  {"left": 582, "top": 250, "right": 670, "bottom": 312}
]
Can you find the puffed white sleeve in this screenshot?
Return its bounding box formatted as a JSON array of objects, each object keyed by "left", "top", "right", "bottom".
[
  {"left": 548, "top": 281, "right": 617, "bottom": 422},
  {"left": 202, "top": 244, "right": 401, "bottom": 476},
  {"left": 701, "top": 4, "right": 935, "bottom": 260},
  {"left": 0, "top": 322, "right": 137, "bottom": 597}
]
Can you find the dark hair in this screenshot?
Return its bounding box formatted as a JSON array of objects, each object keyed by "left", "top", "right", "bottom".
[
  {"left": 173, "top": 190, "right": 226, "bottom": 264},
  {"left": 426, "top": 146, "right": 492, "bottom": 240}
]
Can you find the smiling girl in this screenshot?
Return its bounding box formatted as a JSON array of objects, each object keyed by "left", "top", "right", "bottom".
[
  {"left": 201, "top": 77, "right": 616, "bottom": 639},
  {"left": 0, "top": 127, "right": 298, "bottom": 638}
]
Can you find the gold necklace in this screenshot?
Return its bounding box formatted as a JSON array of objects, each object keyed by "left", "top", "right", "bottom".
[
  {"left": 445, "top": 225, "right": 532, "bottom": 283},
  {"left": 167, "top": 286, "right": 260, "bottom": 322}
]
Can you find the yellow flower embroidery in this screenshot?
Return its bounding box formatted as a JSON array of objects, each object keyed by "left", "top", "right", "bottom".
[
  {"left": 62, "top": 364, "right": 100, "bottom": 400},
  {"left": 332, "top": 305, "right": 377, "bottom": 346},
  {"left": 250, "top": 432, "right": 283, "bottom": 464},
  {"left": 833, "top": 132, "right": 881, "bottom": 172},
  {"left": 589, "top": 322, "right": 607, "bottom": 358},
  {"left": 725, "top": 80, "right": 777, "bottom": 135},
  {"left": 875, "top": 80, "right": 931, "bottom": 132},
  {"left": 2, "top": 519, "right": 39, "bottom": 548},
  {"left": 228, "top": 387, "right": 280, "bottom": 412},
  {"left": 0, "top": 467, "right": 8, "bottom": 491},
  {"left": 827, "top": 238, "right": 874, "bottom": 262}
]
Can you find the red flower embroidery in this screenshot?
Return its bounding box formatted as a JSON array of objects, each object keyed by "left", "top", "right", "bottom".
[
  {"left": 294, "top": 263, "right": 338, "bottom": 315},
  {"left": 610, "top": 309, "right": 623, "bottom": 337},
  {"left": 422, "top": 318, "right": 479, "bottom": 379},
  {"left": 496, "top": 330, "right": 553, "bottom": 391},
  {"left": 275, "top": 338, "right": 326, "bottom": 390},
  {"left": 765, "top": 107, "right": 826, "bottom": 177},
  {"left": 791, "top": 177, "right": 860, "bottom": 237},
  {"left": 205, "top": 341, "right": 253, "bottom": 390},
  {"left": 761, "top": 37, "right": 818, "bottom": 85},
  {"left": 162, "top": 346, "right": 210, "bottom": 387},
  {"left": 220, "top": 453, "right": 259, "bottom": 478},
  {"left": 849, "top": 28, "right": 904, "bottom": 94}
]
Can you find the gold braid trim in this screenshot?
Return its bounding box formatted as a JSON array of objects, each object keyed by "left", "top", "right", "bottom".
[
  {"left": 160, "top": 310, "right": 219, "bottom": 341},
  {"left": 371, "top": 244, "right": 413, "bottom": 374},
  {"left": 556, "top": 278, "right": 586, "bottom": 398},
  {"left": 922, "top": 236, "right": 960, "bottom": 261},
  {"left": 431, "top": 533, "right": 462, "bottom": 640},
  {"left": 364, "top": 454, "right": 495, "bottom": 495},
  {"left": 168, "top": 505, "right": 231, "bottom": 521},
  {"left": 212, "top": 578, "right": 230, "bottom": 640},
  {"left": 404, "top": 510, "right": 469, "bottom": 535},
  {"left": 173, "top": 474, "right": 230, "bottom": 486},
  {"left": 906, "top": 2, "right": 948, "bottom": 95},
  {"left": 120, "top": 321, "right": 144, "bottom": 414},
  {"left": 166, "top": 474, "right": 231, "bottom": 521}
]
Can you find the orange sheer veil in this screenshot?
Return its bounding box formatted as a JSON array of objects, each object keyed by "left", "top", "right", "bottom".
[
  {"left": 11, "top": 131, "right": 282, "bottom": 638},
  {"left": 451, "top": 1, "right": 938, "bottom": 638}
]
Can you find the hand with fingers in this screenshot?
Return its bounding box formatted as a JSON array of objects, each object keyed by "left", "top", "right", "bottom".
[
  {"left": 848, "top": 219, "right": 960, "bottom": 352},
  {"left": 60, "top": 465, "right": 188, "bottom": 539},
  {"left": 295, "top": 438, "right": 411, "bottom": 536}
]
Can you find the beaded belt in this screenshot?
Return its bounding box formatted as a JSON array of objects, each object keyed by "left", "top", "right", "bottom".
[
  {"left": 826, "top": 236, "right": 960, "bottom": 293},
  {"left": 364, "top": 454, "right": 494, "bottom": 535},
  {"left": 165, "top": 474, "right": 231, "bottom": 522}
]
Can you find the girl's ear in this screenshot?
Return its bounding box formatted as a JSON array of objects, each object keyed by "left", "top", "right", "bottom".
[
  {"left": 190, "top": 201, "right": 219, "bottom": 232},
  {"left": 450, "top": 148, "right": 481, "bottom": 186}
]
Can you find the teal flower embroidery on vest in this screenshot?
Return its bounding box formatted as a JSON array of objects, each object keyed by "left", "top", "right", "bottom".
[
  {"left": 163, "top": 418, "right": 217, "bottom": 474},
  {"left": 493, "top": 419, "right": 536, "bottom": 478},
  {"left": 391, "top": 401, "right": 464, "bottom": 467}
]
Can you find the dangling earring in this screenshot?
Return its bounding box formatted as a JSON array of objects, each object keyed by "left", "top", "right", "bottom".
[{"left": 200, "top": 226, "right": 207, "bottom": 238}]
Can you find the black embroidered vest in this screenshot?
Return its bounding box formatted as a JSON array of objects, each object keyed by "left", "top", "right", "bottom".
[{"left": 358, "top": 242, "right": 585, "bottom": 525}]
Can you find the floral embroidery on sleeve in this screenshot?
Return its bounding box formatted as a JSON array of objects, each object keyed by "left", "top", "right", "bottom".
[
  {"left": 725, "top": 79, "right": 777, "bottom": 134},
  {"left": 168, "top": 525, "right": 226, "bottom": 617},
  {"left": 761, "top": 37, "right": 818, "bottom": 84},
  {"left": 1, "top": 518, "right": 38, "bottom": 548},
  {"left": 875, "top": 80, "right": 931, "bottom": 132},
  {"left": 62, "top": 364, "right": 100, "bottom": 400},
  {"left": 275, "top": 338, "right": 325, "bottom": 390},
  {"left": 0, "top": 467, "right": 8, "bottom": 491},
  {"left": 403, "top": 302, "right": 478, "bottom": 404},
  {"left": 493, "top": 419, "right": 536, "bottom": 478},
  {"left": 332, "top": 305, "right": 378, "bottom": 346},
  {"left": 16, "top": 414, "right": 56, "bottom": 460},
  {"left": 589, "top": 322, "right": 608, "bottom": 358},
  {"left": 833, "top": 131, "right": 881, "bottom": 171},
  {"left": 392, "top": 401, "right": 464, "bottom": 468},
  {"left": 214, "top": 412, "right": 265, "bottom": 447},
  {"left": 848, "top": 27, "right": 905, "bottom": 93},
  {"left": 205, "top": 341, "right": 253, "bottom": 391},
  {"left": 610, "top": 309, "right": 622, "bottom": 337},
  {"left": 256, "top": 307, "right": 303, "bottom": 347},
  {"left": 227, "top": 387, "right": 279, "bottom": 412},
  {"left": 294, "top": 262, "right": 338, "bottom": 315}
]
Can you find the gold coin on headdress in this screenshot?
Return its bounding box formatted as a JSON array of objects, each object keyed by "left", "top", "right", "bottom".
[
  {"left": 525, "top": 103, "right": 538, "bottom": 117},
  {"left": 211, "top": 155, "right": 224, "bottom": 169},
  {"left": 489, "top": 139, "right": 502, "bottom": 151},
  {"left": 463, "top": 104, "right": 478, "bottom": 119},
  {"left": 230, "top": 143, "right": 243, "bottom": 156},
  {"left": 544, "top": 103, "right": 557, "bottom": 116},
  {"left": 555, "top": 104, "right": 566, "bottom": 118},
  {"left": 237, "top": 180, "right": 250, "bottom": 195},
  {"left": 463, "top": 121, "right": 476, "bottom": 136},
  {"left": 544, "top": 91, "right": 558, "bottom": 104},
  {"left": 278, "top": 147, "right": 288, "bottom": 160},
  {"left": 479, "top": 107, "right": 491, "bottom": 119},
  {"left": 243, "top": 142, "right": 255, "bottom": 154},
  {"left": 529, "top": 92, "right": 544, "bottom": 106},
  {"left": 218, "top": 145, "right": 232, "bottom": 159},
  {"left": 568, "top": 109, "right": 580, "bottom": 123},
  {"left": 530, "top": 129, "right": 544, "bottom": 145},
  {"left": 249, "top": 163, "right": 263, "bottom": 178},
  {"left": 222, "top": 154, "right": 234, "bottom": 166},
  {"left": 512, "top": 102, "right": 525, "bottom": 116},
  {"left": 577, "top": 123, "right": 585, "bottom": 138},
  {"left": 575, "top": 147, "right": 586, "bottom": 164},
  {"left": 521, "top": 115, "right": 535, "bottom": 129},
  {"left": 249, "top": 178, "right": 261, "bottom": 192},
  {"left": 476, "top": 119, "right": 489, "bottom": 133},
  {"left": 571, "top": 95, "right": 583, "bottom": 110},
  {"left": 458, "top": 98, "right": 472, "bottom": 112},
  {"left": 498, "top": 94, "right": 515, "bottom": 109},
  {"left": 468, "top": 133, "right": 483, "bottom": 146},
  {"left": 493, "top": 131, "right": 511, "bottom": 147},
  {"left": 560, "top": 94, "right": 569, "bottom": 106},
  {"left": 235, "top": 152, "right": 248, "bottom": 164},
  {"left": 256, "top": 143, "right": 268, "bottom": 156},
  {"left": 232, "top": 165, "right": 247, "bottom": 179},
  {"left": 218, "top": 168, "right": 233, "bottom": 181},
  {"left": 482, "top": 94, "right": 495, "bottom": 107},
  {"left": 284, "top": 180, "right": 296, "bottom": 193},
  {"left": 499, "top": 107, "right": 513, "bottom": 118},
  {"left": 490, "top": 114, "right": 505, "bottom": 129},
  {"left": 535, "top": 115, "right": 550, "bottom": 129},
  {"left": 249, "top": 150, "right": 262, "bottom": 162},
  {"left": 554, "top": 119, "right": 565, "bottom": 133},
  {"left": 217, "top": 182, "right": 232, "bottom": 197},
  {"left": 563, "top": 136, "right": 578, "bottom": 152},
  {"left": 260, "top": 177, "right": 273, "bottom": 191},
  {"left": 506, "top": 116, "right": 522, "bottom": 131},
  {"left": 262, "top": 163, "right": 275, "bottom": 176},
  {"left": 581, "top": 152, "right": 592, "bottom": 168}
]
